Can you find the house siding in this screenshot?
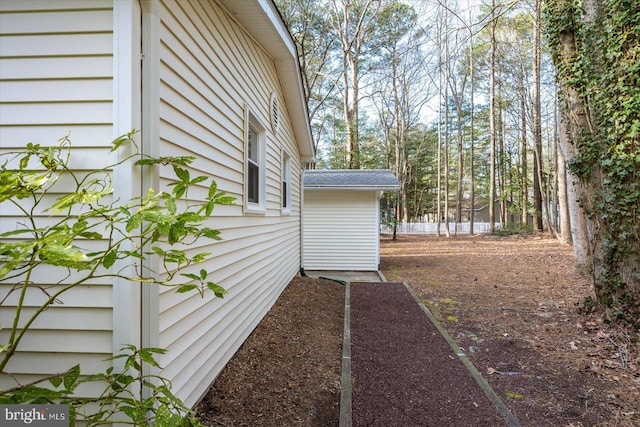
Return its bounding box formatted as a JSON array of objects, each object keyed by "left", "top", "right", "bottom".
[
  {"left": 0, "top": 0, "right": 115, "bottom": 394},
  {"left": 303, "top": 190, "right": 380, "bottom": 271},
  {"left": 156, "top": 0, "right": 303, "bottom": 406},
  {"left": 1, "top": 0, "right": 306, "bottom": 409}
]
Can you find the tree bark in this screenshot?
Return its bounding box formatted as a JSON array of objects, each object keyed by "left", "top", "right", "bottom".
[
  {"left": 444, "top": 60, "right": 451, "bottom": 237},
  {"left": 532, "top": 0, "right": 543, "bottom": 231},
  {"left": 520, "top": 87, "right": 528, "bottom": 227},
  {"left": 557, "top": 109, "right": 590, "bottom": 270},
  {"left": 469, "top": 15, "right": 475, "bottom": 235},
  {"left": 498, "top": 87, "right": 506, "bottom": 225},
  {"left": 549, "top": 0, "right": 640, "bottom": 325},
  {"left": 488, "top": 0, "right": 497, "bottom": 233},
  {"left": 332, "top": 0, "right": 378, "bottom": 170},
  {"left": 556, "top": 117, "right": 572, "bottom": 245}
]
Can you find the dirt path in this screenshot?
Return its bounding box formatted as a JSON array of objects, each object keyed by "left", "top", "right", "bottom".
[
  {"left": 350, "top": 281, "right": 508, "bottom": 426},
  {"left": 381, "top": 234, "right": 639, "bottom": 427}
]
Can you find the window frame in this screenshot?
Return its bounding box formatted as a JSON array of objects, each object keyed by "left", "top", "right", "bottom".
[
  {"left": 281, "top": 150, "right": 291, "bottom": 214},
  {"left": 245, "top": 109, "right": 266, "bottom": 214}
]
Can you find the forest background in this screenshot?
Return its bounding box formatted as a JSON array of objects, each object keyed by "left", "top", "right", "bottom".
[{"left": 274, "top": 0, "right": 639, "bottom": 326}]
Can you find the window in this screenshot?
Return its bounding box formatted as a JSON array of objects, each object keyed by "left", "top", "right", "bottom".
[
  {"left": 282, "top": 152, "right": 291, "bottom": 213},
  {"left": 245, "top": 111, "right": 265, "bottom": 213},
  {"left": 247, "top": 125, "right": 259, "bottom": 204}
]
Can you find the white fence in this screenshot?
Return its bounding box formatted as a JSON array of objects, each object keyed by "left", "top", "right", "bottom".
[{"left": 381, "top": 222, "right": 499, "bottom": 235}]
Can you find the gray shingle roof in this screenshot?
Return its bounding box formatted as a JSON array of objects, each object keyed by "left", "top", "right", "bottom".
[{"left": 303, "top": 169, "right": 400, "bottom": 190}]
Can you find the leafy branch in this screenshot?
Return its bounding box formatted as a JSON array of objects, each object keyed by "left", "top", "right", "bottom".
[{"left": 0, "top": 132, "right": 234, "bottom": 424}]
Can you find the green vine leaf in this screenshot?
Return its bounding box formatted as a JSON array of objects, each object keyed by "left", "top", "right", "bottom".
[
  {"left": 103, "top": 249, "right": 118, "bottom": 269},
  {"left": 207, "top": 282, "right": 227, "bottom": 298},
  {"left": 38, "top": 244, "right": 90, "bottom": 269},
  {"left": 63, "top": 365, "right": 80, "bottom": 391}
]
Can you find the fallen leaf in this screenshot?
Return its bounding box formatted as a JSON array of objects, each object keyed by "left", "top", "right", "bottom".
[
  {"left": 570, "top": 341, "right": 578, "bottom": 351},
  {"left": 505, "top": 390, "right": 525, "bottom": 399},
  {"left": 487, "top": 367, "right": 497, "bottom": 375},
  {"left": 604, "top": 359, "right": 621, "bottom": 369}
]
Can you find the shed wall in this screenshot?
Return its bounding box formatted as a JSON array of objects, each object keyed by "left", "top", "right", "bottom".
[{"left": 303, "top": 190, "right": 379, "bottom": 271}]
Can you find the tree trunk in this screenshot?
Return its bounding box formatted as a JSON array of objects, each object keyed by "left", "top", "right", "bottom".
[
  {"left": 436, "top": 46, "right": 443, "bottom": 237},
  {"left": 532, "top": 0, "right": 543, "bottom": 231},
  {"left": 444, "top": 76, "right": 451, "bottom": 237},
  {"left": 346, "top": 47, "right": 360, "bottom": 169},
  {"left": 456, "top": 110, "right": 464, "bottom": 227},
  {"left": 558, "top": 110, "right": 590, "bottom": 270},
  {"left": 469, "top": 16, "right": 475, "bottom": 235},
  {"left": 333, "top": 0, "right": 378, "bottom": 170},
  {"left": 556, "top": 113, "right": 572, "bottom": 245},
  {"left": 498, "top": 89, "right": 506, "bottom": 225},
  {"left": 489, "top": 0, "right": 497, "bottom": 233},
  {"left": 444, "top": 34, "right": 451, "bottom": 238},
  {"left": 520, "top": 88, "right": 528, "bottom": 227},
  {"left": 548, "top": 0, "right": 640, "bottom": 325}
]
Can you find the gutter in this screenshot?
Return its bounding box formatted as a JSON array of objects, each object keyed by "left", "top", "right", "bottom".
[{"left": 304, "top": 186, "right": 401, "bottom": 192}]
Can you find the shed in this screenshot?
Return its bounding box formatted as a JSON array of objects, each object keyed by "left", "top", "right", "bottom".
[{"left": 303, "top": 169, "right": 400, "bottom": 271}]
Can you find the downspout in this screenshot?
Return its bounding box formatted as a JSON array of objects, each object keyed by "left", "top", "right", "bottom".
[
  {"left": 140, "top": 0, "right": 160, "bottom": 397},
  {"left": 299, "top": 165, "right": 308, "bottom": 276},
  {"left": 376, "top": 191, "right": 383, "bottom": 270}
]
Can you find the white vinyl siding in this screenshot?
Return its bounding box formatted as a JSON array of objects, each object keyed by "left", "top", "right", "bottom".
[
  {"left": 0, "top": 0, "right": 115, "bottom": 394},
  {"left": 304, "top": 190, "right": 380, "bottom": 271},
  {"left": 1, "top": 0, "right": 309, "bottom": 410},
  {"left": 156, "top": 0, "right": 303, "bottom": 407}
]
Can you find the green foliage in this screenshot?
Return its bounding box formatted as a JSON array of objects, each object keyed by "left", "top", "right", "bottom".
[
  {"left": 0, "top": 132, "right": 234, "bottom": 423},
  {"left": 494, "top": 223, "right": 534, "bottom": 236},
  {"left": 576, "top": 295, "right": 598, "bottom": 314},
  {"left": 0, "top": 346, "right": 201, "bottom": 426},
  {"left": 545, "top": 0, "right": 640, "bottom": 327}
]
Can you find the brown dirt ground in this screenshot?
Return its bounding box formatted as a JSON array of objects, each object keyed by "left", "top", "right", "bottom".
[
  {"left": 195, "top": 234, "right": 640, "bottom": 427},
  {"left": 195, "top": 275, "right": 345, "bottom": 426}
]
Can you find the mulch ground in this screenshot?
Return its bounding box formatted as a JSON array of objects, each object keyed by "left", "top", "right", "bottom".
[
  {"left": 351, "top": 281, "right": 507, "bottom": 426},
  {"left": 195, "top": 276, "right": 344, "bottom": 426},
  {"left": 381, "top": 234, "right": 640, "bottom": 427},
  {"left": 195, "top": 234, "right": 640, "bottom": 427}
]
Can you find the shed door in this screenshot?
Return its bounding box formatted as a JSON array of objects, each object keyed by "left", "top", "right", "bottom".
[{"left": 303, "top": 190, "right": 379, "bottom": 271}]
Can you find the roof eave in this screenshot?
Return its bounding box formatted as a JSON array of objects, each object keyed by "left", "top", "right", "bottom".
[
  {"left": 218, "top": 0, "right": 315, "bottom": 161},
  {"left": 304, "top": 186, "right": 401, "bottom": 191}
]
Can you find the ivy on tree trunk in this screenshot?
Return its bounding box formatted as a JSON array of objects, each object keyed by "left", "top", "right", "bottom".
[{"left": 545, "top": 0, "right": 640, "bottom": 327}]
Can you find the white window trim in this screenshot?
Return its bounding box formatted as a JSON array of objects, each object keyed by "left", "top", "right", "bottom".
[
  {"left": 245, "top": 108, "right": 266, "bottom": 214},
  {"left": 281, "top": 150, "right": 292, "bottom": 215}
]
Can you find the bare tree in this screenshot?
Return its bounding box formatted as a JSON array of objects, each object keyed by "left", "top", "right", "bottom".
[
  {"left": 489, "top": 0, "right": 497, "bottom": 233},
  {"left": 276, "top": 0, "right": 340, "bottom": 152},
  {"left": 532, "top": 0, "right": 543, "bottom": 231},
  {"left": 330, "top": 0, "right": 381, "bottom": 169}
]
